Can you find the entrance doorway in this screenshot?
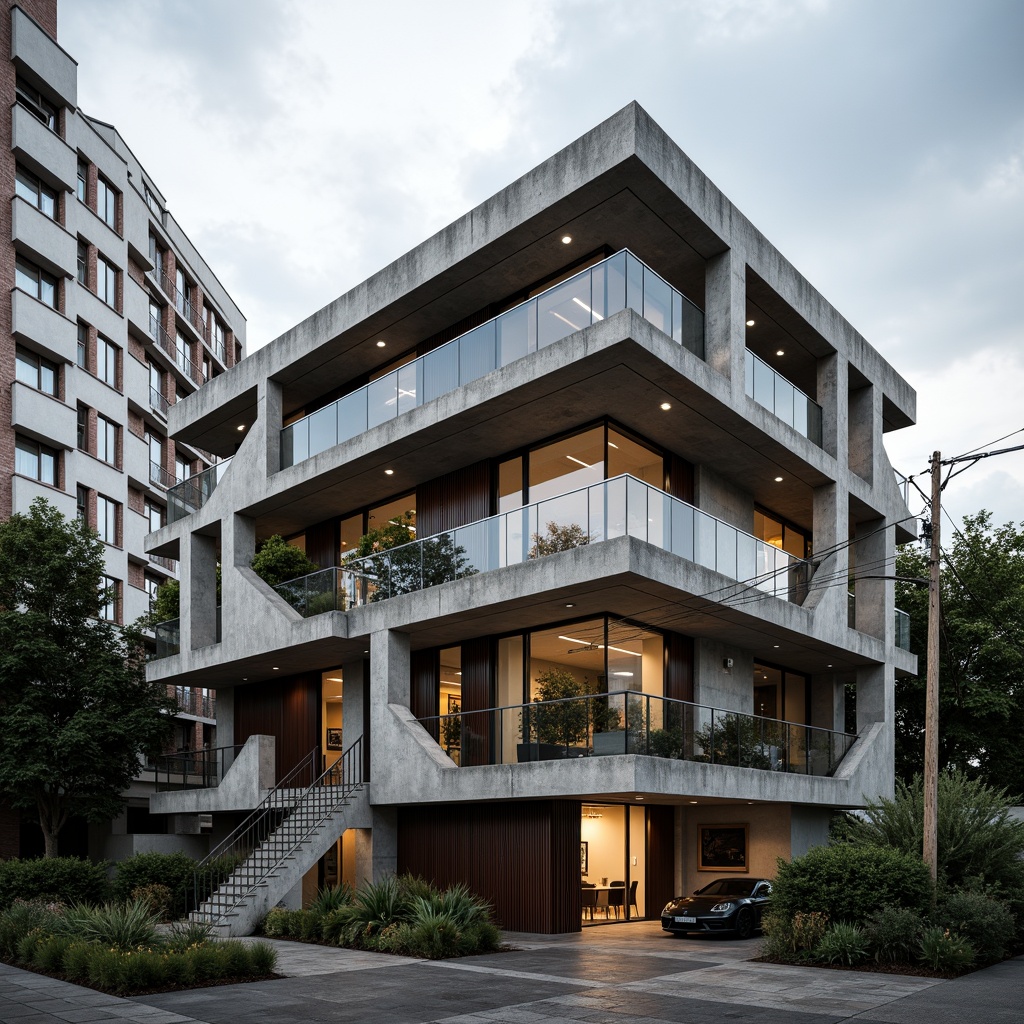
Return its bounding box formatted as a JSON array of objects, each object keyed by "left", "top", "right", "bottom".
[{"left": 580, "top": 803, "right": 646, "bottom": 924}]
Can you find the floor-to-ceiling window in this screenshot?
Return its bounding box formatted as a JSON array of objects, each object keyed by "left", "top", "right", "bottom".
[{"left": 580, "top": 803, "right": 647, "bottom": 925}]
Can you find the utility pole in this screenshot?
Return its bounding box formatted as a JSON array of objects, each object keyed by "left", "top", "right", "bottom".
[{"left": 923, "top": 451, "right": 941, "bottom": 883}]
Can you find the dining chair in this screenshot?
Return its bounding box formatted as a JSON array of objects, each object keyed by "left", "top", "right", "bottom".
[
  {"left": 628, "top": 879, "right": 639, "bottom": 916},
  {"left": 580, "top": 885, "right": 597, "bottom": 921},
  {"left": 608, "top": 881, "right": 625, "bottom": 919}
]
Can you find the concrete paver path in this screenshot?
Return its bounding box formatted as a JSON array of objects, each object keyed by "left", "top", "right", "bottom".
[{"left": 1, "top": 922, "right": 1020, "bottom": 1023}]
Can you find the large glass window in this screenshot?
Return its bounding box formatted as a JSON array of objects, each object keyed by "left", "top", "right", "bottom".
[
  {"left": 15, "top": 436, "right": 58, "bottom": 485},
  {"left": 753, "top": 663, "right": 809, "bottom": 725},
  {"left": 340, "top": 492, "right": 416, "bottom": 558},
  {"left": 96, "top": 176, "right": 117, "bottom": 230},
  {"left": 15, "top": 76, "right": 57, "bottom": 130},
  {"left": 96, "top": 415, "right": 117, "bottom": 465},
  {"left": 97, "top": 337, "right": 119, "bottom": 388},
  {"left": 97, "top": 254, "right": 117, "bottom": 307},
  {"left": 96, "top": 494, "right": 119, "bottom": 545},
  {"left": 753, "top": 509, "right": 809, "bottom": 559},
  {"left": 77, "top": 242, "right": 87, "bottom": 285},
  {"left": 16, "top": 256, "right": 57, "bottom": 307},
  {"left": 175, "top": 454, "right": 191, "bottom": 484},
  {"left": 15, "top": 347, "right": 57, "bottom": 395},
  {"left": 15, "top": 165, "right": 56, "bottom": 218},
  {"left": 145, "top": 499, "right": 164, "bottom": 533},
  {"left": 77, "top": 160, "right": 87, "bottom": 202},
  {"left": 99, "top": 575, "right": 119, "bottom": 622}
]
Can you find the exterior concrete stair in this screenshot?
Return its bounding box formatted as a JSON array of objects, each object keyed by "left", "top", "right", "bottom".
[{"left": 189, "top": 738, "right": 364, "bottom": 937}]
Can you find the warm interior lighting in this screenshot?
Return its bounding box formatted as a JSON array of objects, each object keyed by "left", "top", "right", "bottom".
[
  {"left": 660, "top": 402, "right": 671, "bottom": 411},
  {"left": 582, "top": 805, "right": 603, "bottom": 818},
  {"left": 612, "top": 671, "right": 634, "bottom": 677},
  {"left": 776, "top": 348, "right": 785, "bottom": 356},
  {"left": 561, "top": 235, "right": 572, "bottom": 244},
  {"left": 557, "top": 634, "right": 642, "bottom": 657},
  {"left": 688, "top": 799, "right": 698, "bottom": 804},
  {"left": 565, "top": 603, "right": 575, "bottom": 608},
  {"left": 236, "top": 424, "right": 245, "bottom": 431},
  {"left": 565, "top": 455, "right": 590, "bottom": 468},
  {"left": 571, "top": 296, "right": 603, "bottom": 321},
  {"left": 774, "top": 476, "right": 784, "bottom": 482},
  {"left": 746, "top": 319, "right": 755, "bottom": 327},
  {"left": 635, "top": 795, "right": 644, "bottom": 801},
  {"left": 272, "top": 666, "right": 279, "bottom": 671},
  {"left": 376, "top": 340, "right": 386, "bottom": 348},
  {"left": 385, "top": 468, "right": 394, "bottom": 475}
]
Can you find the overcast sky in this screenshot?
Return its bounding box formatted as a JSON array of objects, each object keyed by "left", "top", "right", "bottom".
[{"left": 59, "top": 0, "right": 1024, "bottom": 534}]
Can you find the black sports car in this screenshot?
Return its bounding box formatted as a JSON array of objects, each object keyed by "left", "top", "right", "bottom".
[{"left": 661, "top": 877, "right": 772, "bottom": 939}]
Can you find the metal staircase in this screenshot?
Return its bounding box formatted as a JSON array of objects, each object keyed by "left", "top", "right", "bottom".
[{"left": 189, "top": 737, "right": 364, "bottom": 936}]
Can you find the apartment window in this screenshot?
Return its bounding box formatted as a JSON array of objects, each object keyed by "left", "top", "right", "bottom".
[
  {"left": 97, "top": 336, "right": 119, "bottom": 388},
  {"left": 96, "top": 494, "right": 120, "bottom": 545},
  {"left": 15, "top": 347, "right": 57, "bottom": 396},
  {"left": 148, "top": 300, "right": 162, "bottom": 340},
  {"left": 175, "top": 454, "right": 191, "bottom": 484},
  {"left": 147, "top": 431, "right": 163, "bottom": 468},
  {"left": 149, "top": 236, "right": 165, "bottom": 283},
  {"left": 76, "top": 485, "right": 88, "bottom": 523},
  {"left": 99, "top": 576, "right": 119, "bottom": 623},
  {"left": 148, "top": 359, "right": 162, "bottom": 395},
  {"left": 15, "top": 256, "right": 58, "bottom": 307},
  {"left": 203, "top": 355, "right": 212, "bottom": 382},
  {"left": 15, "top": 76, "right": 57, "bottom": 130},
  {"left": 144, "top": 186, "right": 160, "bottom": 214},
  {"left": 15, "top": 165, "right": 56, "bottom": 218},
  {"left": 77, "top": 160, "right": 87, "bottom": 202},
  {"left": 213, "top": 319, "right": 226, "bottom": 360},
  {"left": 144, "top": 573, "right": 160, "bottom": 610},
  {"left": 77, "top": 241, "right": 87, "bottom": 285},
  {"left": 77, "top": 404, "right": 88, "bottom": 450},
  {"left": 96, "top": 176, "right": 117, "bottom": 230},
  {"left": 96, "top": 415, "right": 118, "bottom": 466},
  {"left": 15, "top": 436, "right": 57, "bottom": 485},
  {"left": 175, "top": 332, "right": 190, "bottom": 375},
  {"left": 175, "top": 267, "right": 190, "bottom": 316},
  {"left": 77, "top": 322, "right": 88, "bottom": 368},
  {"left": 144, "top": 499, "right": 164, "bottom": 533},
  {"left": 96, "top": 254, "right": 118, "bottom": 307}
]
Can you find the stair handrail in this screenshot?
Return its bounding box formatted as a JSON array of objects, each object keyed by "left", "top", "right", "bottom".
[{"left": 189, "top": 737, "right": 364, "bottom": 921}]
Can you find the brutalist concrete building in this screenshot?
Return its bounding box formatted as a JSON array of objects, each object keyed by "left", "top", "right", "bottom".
[
  {"left": 0, "top": 1, "right": 244, "bottom": 857},
  {"left": 147, "top": 103, "right": 916, "bottom": 935}
]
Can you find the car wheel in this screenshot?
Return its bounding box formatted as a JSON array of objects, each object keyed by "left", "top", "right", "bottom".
[{"left": 734, "top": 909, "right": 754, "bottom": 940}]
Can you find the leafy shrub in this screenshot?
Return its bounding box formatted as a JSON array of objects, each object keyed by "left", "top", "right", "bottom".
[
  {"left": 262, "top": 907, "right": 294, "bottom": 938},
  {"left": 167, "top": 918, "right": 214, "bottom": 950},
  {"left": 297, "top": 909, "right": 322, "bottom": 941},
  {"left": 336, "top": 875, "right": 410, "bottom": 947},
  {"left": 0, "top": 900, "right": 65, "bottom": 958},
  {"left": 815, "top": 922, "right": 869, "bottom": 966},
  {"left": 112, "top": 853, "right": 197, "bottom": 919},
  {"left": 936, "top": 889, "right": 1015, "bottom": 965},
  {"left": 770, "top": 845, "right": 933, "bottom": 925},
  {"left": 863, "top": 906, "right": 925, "bottom": 964},
  {"left": 32, "top": 933, "right": 74, "bottom": 973},
  {"left": 16, "top": 927, "right": 46, "bottom": 964},
  {"left": 791, "top": 911, "right": 829, "bottom": 952},
  {"left": 310, "top": 883, "right": 352, "bottom": 915},
  {"left": 62, "top": 940, "right": 96, "bottom": 983},
  {"left": 918, "top": 927, "right": 975, "bottom": 973},
  {"left": 58, "top": 899, "right": 160, "bottom": 950},
  {"left": 760, "top": 913, "right": 798, "bottom": 959},
  {"left": 0, "top": 857, "right": 109, "bottom": 910},
  {"left": 131, "top": 884, "right": 174, "bottom": 921},
  {"left": 846, "top": 770, "right": 1024, "bottom": 893}
]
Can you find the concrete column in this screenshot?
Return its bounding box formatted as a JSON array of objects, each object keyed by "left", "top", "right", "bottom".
[
  {"left": 817, "top": 352, "right": 844, "bottom": 461},
  {"left": 341, "top": 658, "right": 367, "bottom": 753},
  {"left": 260, "top": 378, "right": 283, "bottom": 477},
  {"left": 790, "top": 806, "right": 830, "bottom": 858},
  {"left": 704, "top": 248, "right": 746, "bottom": 385},
  {"left": 853, "top": 516, "right": 890, "bottom": 641},
  {"left": 848, "top": 383, "right": 877, "bottom": 484},
  {"left": 856, "top": 663, "right": 890, "bottom": 731},
  {"left": 810, "top": 672, "right": 839, "bottom": 731},
  {"left": 352, "top": 809, "right": 398, "bottom": 885},
  {"left": 216, "top": 687, "right": 235, "bottom": 776},
  {"left": 810, "top": 480, "right": 849, "bottom": 622},
  {"left": 370, "top": 628, "right": 410, "bottom": 707},
  {"left": 188, "top": 531, "right": 218, "bottom": 650}
]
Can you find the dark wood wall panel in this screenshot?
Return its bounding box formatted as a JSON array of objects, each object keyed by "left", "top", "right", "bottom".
[
  {"left": 234, "top": 675, "right": 321, "bottom": 784},
  {"left": 665, "top": 632, "right": 694, "bottom": 704},
  {"left": 646, "top": 805, "right": 676, "bottom": 916},
  {"left": 417, "top": 461, "right": 492, "bottom": 537},
  {"left": 410, "top": 649, "right": 439, "bottom": 736},
  {"left": 669, "top": 454, "right": 695, "bottom": 505},
  {"left": 305, "top": 518, "right": 338, "bottom": 569},
  {"left": 398, "top": 800, "right": 581, "bottom": 933},
  {"left": 461, "top": 637, "right": 494, "bottom": 766}
]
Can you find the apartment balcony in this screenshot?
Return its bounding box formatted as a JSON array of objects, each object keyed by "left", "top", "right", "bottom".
[
  {"left": 11, "top": 7, "right": 77, "bottom": 107},
  {"left": 10, "top": 380, "right": 76, "bottom": 449},
  {"left": 11, "top": 474, "right": 75, "bottom": 518},
  {"left": 745, "top": 349, "right": 823, "bottom": 447},
  {"left": 10, "top": 102, "right": 76, "bottom": 190},
  {"left": 280, "top": 250, "right": 705, "bottom": 469},
  {"left": 175, "top": 686, "right": 216, "bottom": 721},
  {"left": 271, "top": 474, "right": 808, "bottom": 617},
  {"left": 418, "top": 689, "right": 855, "bottom": 778},
  {"left": 166, "top": 458, "right": 233, "bottom": 523},
  {"left": 10, "top": 288, "right": 77, "bottom": 363},
  {"left": 11, "top": 196, "right": 77, "bottom": 279},
  {"left": 152, "top": 607, "right": 220, "bottom": 660}
]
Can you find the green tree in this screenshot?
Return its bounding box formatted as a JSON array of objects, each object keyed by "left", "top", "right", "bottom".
[
  {"left": 529, "top": 521, "right": 592, "bottom": 558},
  {"left": 895, "top": 512, "right": 1024, "bottom": 791},
  {"left": 250, "top": 534, "right": 318, "bottom": 587},
  {"left": 0, "top": 499, "right": 176, "bottom": 857}
]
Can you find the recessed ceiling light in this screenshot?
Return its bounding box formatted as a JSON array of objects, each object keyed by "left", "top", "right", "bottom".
[
  {"left": 272, "top": 666, "right": 279, "bottom": 670},
  {"left": 237, "top": 424, "right": 245, "bottom": 431},
  {"left": 376, "top": 340, "right": 386, "bottom": 348},
  {"left": 827, "top": 664, "right": 833, "bottom": 668},
  {"left": 613, "top": 671, "right": 634, "bottom": 677},
  {"left": 776, "top": 348, "right": 785, "bottom": 356},
  {"left": 385, "top": 468, "right": 394, "bottom": 475},
  {"left": 364, "top": 650, "right": 369, "bottom": 654},
  {"left": 660, "top": 402, "right": 671, "bottom": 411},
  {"left": 774, "top": 476, "right": 784, "bottom": 482},
  {"left": 561, "top": 235, "right": 572, "bottom": 244},
  {"left": 565, "top": 603, "right": 575, "bottom": 608},
  {"left": 635, "top": 795, "right": 644, "bottom": 801},
  {"left": 746, "top": 319, "right": 755, "bottom": 327},
  {"left": 773, "top": 644, "right": 780, "bottom": 649},
  {"left": 689, "top": 799, "right": 699, "bottom": 804}
]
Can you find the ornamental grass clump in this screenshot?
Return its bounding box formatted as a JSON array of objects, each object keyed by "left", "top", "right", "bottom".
[
  {"left": 57, "top": 899, "right": 160, "bottom": 950},
  {"left": 918, "top": 927, "right": 975, "bottom": 973},
  {"left": 815, "top": 922, "right": 869, "bottom": 966}
]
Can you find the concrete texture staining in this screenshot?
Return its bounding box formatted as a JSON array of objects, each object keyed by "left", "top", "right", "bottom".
[{"left": 147, "top": 102, "right": 917, "bottom": 933}]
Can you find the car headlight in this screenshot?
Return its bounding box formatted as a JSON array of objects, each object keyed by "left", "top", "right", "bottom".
[
  {"left": 710, "top": 901, "right": 735, "bottom": 913},
  {"left": 661, "top": 903, "right": 678, "bottom": 915}
]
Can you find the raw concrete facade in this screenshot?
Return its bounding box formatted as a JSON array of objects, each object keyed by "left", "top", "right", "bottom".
[
  {"left": 0, "top": 1, "right": 245, "bottom": 859},
  {"left": 147, "top": 103, "right": 916, "bottom": 932}
]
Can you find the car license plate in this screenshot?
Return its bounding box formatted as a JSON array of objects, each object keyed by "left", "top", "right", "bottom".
[{"left": 675, "top": 916, "right": 696, "bottom": 924}]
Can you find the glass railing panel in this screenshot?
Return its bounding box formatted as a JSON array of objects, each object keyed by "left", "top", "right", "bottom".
[
  {"left": 807, "top": 402, "right": 823, "bottom": 447},
  {"left": 746, "top": 348, "right": 823, "bottom": 447},
  {"left": 626, "top": 474, "right": 648, "bottom": 539},
  {"left": 695, "top": 509, "right": 717, "bottom": 570},
  {"left": 736, "top": 531, "right": 757, "bottom": 585},
  {"left": 166, "top": 458, "right": 233, "bottom": 523},
  {"left": 497, "top": 300, "right": 536, "bottom": 364},
  {"left": 338, "top": 388, "right": 368, "bottom": 444},
  {"left": 422, "top": 341, "right": 459, "bottom": 404},
  {"left": 895, "top": 607, "right": 911, "bottom": 650},
  {"left": 625, "top": 251, "right": 644, "bottom": 315},
  {"left": 367, "top": 371, "right": 399, "bottom": 429},
  {"left": 716, "top": 520, "right": 738, "bottom": 580},
  {"left": 774, "top": 374, "right": 796, "bottom": 429},
  {"left": 281, "top": 418, "right": 308, "bottom": 468},
  {"left": 459, "top": 321, "right": 497, "bottom": 384},
  {"left": 670, "top": 499, "right": 694, "bottom": 561},
  {"left": 752, "top": 350, "right": 774, "bottom": 407},
  {"left": 153, "top": 618, "right": 180, "bottom": 659},
  {"left": 642, "top": 265, "right": 672, "bottom": 335},
  {"left": 397, "top": 360, "right": 421, "bottom": 416},
  {"left": 307, "top": 404, "right": 337, "bottom": 458},
  {"left": 537, "top": 269, "right": 594, "bottom": 348}
]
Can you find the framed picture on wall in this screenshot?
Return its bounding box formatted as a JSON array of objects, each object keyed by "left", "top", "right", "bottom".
[
  {"left": 326, "top": 727, "right": 343, "bottom": 751},
  {"left": 698, "top": 824, "right": 748, "bottom": 871},
  {"left": 448, "top": 695, "right": 461, "bottom": 715},
  {"left": 580, "top": 841, "right": 589, "bottom": 876}
]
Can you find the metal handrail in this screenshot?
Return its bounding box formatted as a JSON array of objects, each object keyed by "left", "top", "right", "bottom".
[
  {"left": 152, "top": 742, "right": 241, "bottom": 791},
  {"left": 190, "top": 737, "right": 364, "bottom": 923}
]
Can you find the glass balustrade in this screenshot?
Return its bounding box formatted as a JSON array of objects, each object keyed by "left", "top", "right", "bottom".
[
  {"left": 270, "top": 473, "right": 811, "bottom": 617},
  {"left": 895, "top": 607, "right": 911, "bottom": 650},
  {"left": 167, "top": 458, "right": 233, "bottom": 524},
  {"left": 744, "top": 349, "right": 823, "bottom": 447},
  {"left": 280, "top": 250, "right": 706, "bottom": 468},
  {"left": 418, "top": 690, "right": 855, "bottom": 777}
]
